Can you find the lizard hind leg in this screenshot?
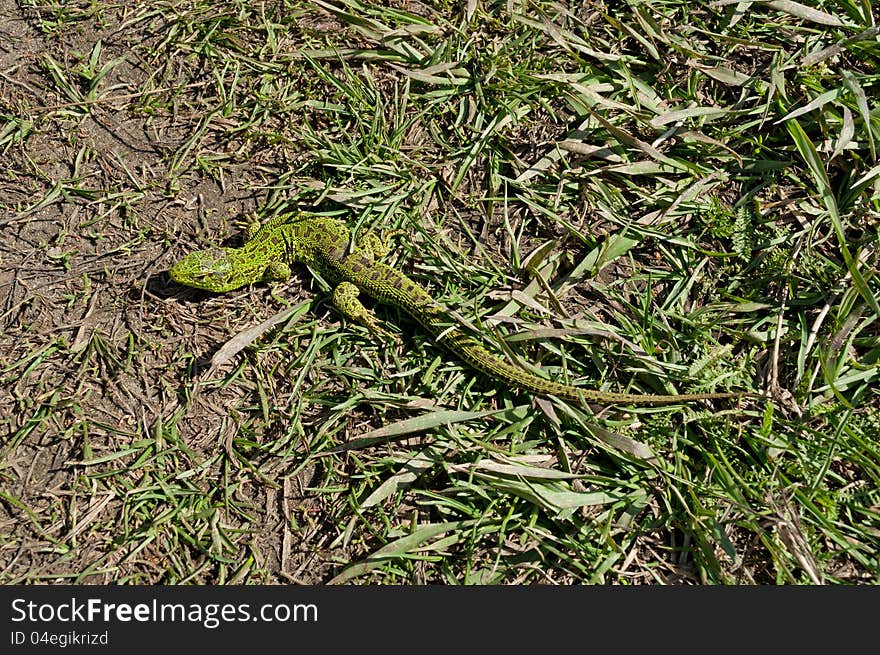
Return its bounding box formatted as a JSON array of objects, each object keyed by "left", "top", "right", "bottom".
[{"left": 332, "top": 281, "right": 397, "bottom": 342}]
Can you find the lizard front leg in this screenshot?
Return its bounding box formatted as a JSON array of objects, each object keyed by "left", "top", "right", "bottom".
[
  {"left": 332, "top": 281, "right": 397, "bottom": 342},
  {"left": 263, "top": 260, "right": 292, "bottom": 282},
  {"left": 355, "top": 229, "right": 405, "bottom": 259}
]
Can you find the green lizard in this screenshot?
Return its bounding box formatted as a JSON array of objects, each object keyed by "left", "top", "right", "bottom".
[{"left": 169, "top": 212, "right": 760, "bottom": 406}]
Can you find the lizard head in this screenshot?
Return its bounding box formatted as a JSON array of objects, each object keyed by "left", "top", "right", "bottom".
[{"left": 169, "top": 247, "right": 250, "bottom": 293}]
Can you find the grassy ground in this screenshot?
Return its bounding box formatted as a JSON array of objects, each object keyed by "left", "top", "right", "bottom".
[{"left": 0, "top": 0, "right": 878, "bottom": 584}]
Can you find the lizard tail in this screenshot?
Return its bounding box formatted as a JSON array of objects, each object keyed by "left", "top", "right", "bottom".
[{"left": 434, "top": 327, "right": 754, "bottom": 406}]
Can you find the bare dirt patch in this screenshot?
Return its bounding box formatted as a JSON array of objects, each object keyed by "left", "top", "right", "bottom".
[{"left": 0, "top": 2, "right": 339, "bottom": 584}]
